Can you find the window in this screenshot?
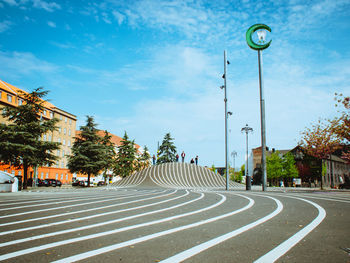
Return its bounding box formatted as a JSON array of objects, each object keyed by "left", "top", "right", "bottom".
[
  {"left": 68, "top": 129, "right": 71, "bottom": 136},
  {"left": 60, "top": 115, "right": 62, "bottom": 120},
  {"left": 59, "top": 127, "right": 62, "bottom": 133},
  {"left": 18, "top": 171, "right": 22, "bottom": 175},
  {"left": 11, "top": 170, "right": 15, "bottom": 175},
  {"left": 68, "top": 140, "right": 71, "bottom": 147},
  {"left": 43, "top": 110, "right": 47, "bottom": 116},
  {"left": 56, "top": 173, "right": 58, "bottom": 180},
  {"left": 63, "top": 139, "right": 66, "bottom": 145},
  {"left": 58, "top": 138, "right": 61, "bottom": 143},
  {"left": 69, "top": 119, "right": 72, "bottom": 125},
  {"left": 61, "top": 174, "right": 63, "bottom": 180},
  {"left": 7, "top": 94, "right": 12, "bottom": 102},
  {"left": 65, "top": 117, "right": 67, "bottom": 123},
  {"left": 0, "top": 90, "right": 2, "bottom": 98},
  {"left": 46, "top": 173, "right": 49, "bottom": 179},
  {"left": 66, "top": 174, "right": 68, "bottom": 180},
  {"left": 41, "top": 172, "right": 44, "bottom": 179},
  {"left": 61, "top": 161, "right": 64, "bottom": 168},
  {"left": 18, "top": 99, "right": 23, "bottom": 105},
  {"left": 57, "top": 150, "right": 60, "bottom": 156},
  {"left": 62, "top": 150, "right": 65, "bottom": 156},
  {"left": 64, "top": 128, "right": 66, "bottom": 135}
]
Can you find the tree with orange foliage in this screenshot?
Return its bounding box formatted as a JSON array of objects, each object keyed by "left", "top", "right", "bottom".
[
  {"left": 330, "top": 93, "right": 350, "bottom": 162},
  {"left": 301, "top": 93, "right": 349, "bottom": 188}
]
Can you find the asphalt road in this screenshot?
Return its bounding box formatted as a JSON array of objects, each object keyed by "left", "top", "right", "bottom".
[{"left": 0, "top": 188, "right": 349, "bottom": 263}]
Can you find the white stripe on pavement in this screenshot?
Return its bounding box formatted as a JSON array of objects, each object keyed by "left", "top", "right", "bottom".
[
  {"left": 254, "top": 196, "right": 326, "bottom": 263},
  {"left": 51, "top": 194, "right": 252, "bottom": 263},
  {"left": 160, "top": 195, "right": 282, "bottom": 263}
]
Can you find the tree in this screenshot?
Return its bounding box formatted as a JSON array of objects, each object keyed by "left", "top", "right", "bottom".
[
  {"left": 67, "top": 116, "right": 106, "bottom": 187},
  {"left": 266, "top": 151, "right": 283, "bottom": 185},
  {"left": 0, "top": 87, "right": 60, "bottom": 189},
  {"left": 136, "top": 146, "right": 151, "bottom": 171},
  {"left": 331, "top": 93, "right": 350, "bottom": 162},
  {"left": 114, "top": 131, "right": 136, "bottom": 178},
  {"left": 100, "top": 130, "right": 116, "bottom": 182},
  {"left": 157, "top": 133, "right": 177, "bottom": 164},
  {"left": 300, "top": 93, "right": 349, "bottom": 188},
  {"left": 301, "top": 121, "right": 340, "bottom": 160},
  {"left": 282, "top": 152, "right": 299, "bottom": 180}
]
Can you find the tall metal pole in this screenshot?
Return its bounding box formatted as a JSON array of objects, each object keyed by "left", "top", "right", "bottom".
[
  {"left": 258, "top": 50, "right": 267, "bottom": 191},
  {"left": 224, "top": 50, "right": 229, "bottom": 191}
]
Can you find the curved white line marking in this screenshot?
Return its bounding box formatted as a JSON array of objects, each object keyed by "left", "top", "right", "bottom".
[
  {"left": 254, "top": 196, "right": 326, "bottom": 263},
  {"left": 0, "top": 190, "right": 174, "bottom": 235},
  {"left": 0, "top": 190, "right": 164, "bottom": 226},
  {"left": 160, "top": 195, "right": 282, "bottom": 263},
  {"left": 51, "top": 193, "right": 252, "bottom": 263},
  {"left": 0, "top": 190, "right": 184, "bottom": 247},
  {"left": 0, "top": 192, "right": 221, "bottom": 261}
]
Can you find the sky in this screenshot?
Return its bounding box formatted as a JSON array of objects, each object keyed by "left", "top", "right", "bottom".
[{"left": 0, "top": 0, "right": 349, "bottom": 168}]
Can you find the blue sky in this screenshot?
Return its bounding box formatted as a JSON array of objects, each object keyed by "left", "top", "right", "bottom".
[{"left": 1, "top": 0, "right": 349, "bottom": 168}]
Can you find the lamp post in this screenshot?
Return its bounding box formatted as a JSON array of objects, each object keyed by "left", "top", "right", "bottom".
[
  {"left": 241, "top": 124, "right": 253, "bottom": 190},
  {"left": 220, "top": 50, "right": 230, "bottom": 190},
  {"left": 246, "top": 24, "right": 271, "bottom": 191},
  {"left": 231, "top": 150, "right": 237, "bottom": 174}
]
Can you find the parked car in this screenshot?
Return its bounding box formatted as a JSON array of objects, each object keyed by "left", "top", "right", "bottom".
[
  {"left": 72, "top": 180, "right": 80, "bottom": 186},
  {"left": 56, "top": 180, "right": 62, "bottom": 187},
  {"left": 45, "top": 179, "right": 57, "bottom": 187},
  {"left": 97, "top": 181, "right": 106, "bottom": 186},
  {"left": 37, "top": 179, "right": 48, "bottom": 187},
  {"left": 78, "top": 180, "right": 88, "bottom": 187}
]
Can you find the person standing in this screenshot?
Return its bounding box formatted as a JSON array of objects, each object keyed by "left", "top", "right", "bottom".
[
  {"left": 195, "top": 156, "right": 198, "bottom": 165},
  {"left": 152, "top": 154, "right": 156, "bottom": 165},
  {"left": 181, "top": 151, "right": 185, "bottom": 163},
  {"left": 176, "top": 154, "right": 179, "bottom": 162}
]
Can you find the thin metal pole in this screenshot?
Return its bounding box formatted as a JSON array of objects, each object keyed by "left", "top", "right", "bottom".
[
  {"left": 258, "top": 50, "right": 267, "bottom": 191},
  {"left": 224, "top": 50, "right": 229, "bottom": 191}
]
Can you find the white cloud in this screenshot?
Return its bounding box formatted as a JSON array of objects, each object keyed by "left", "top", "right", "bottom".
[
  {"left": 1, "top": 0, "right": 17, "bottom": 6},
  {"left": 112, "top": 10, "right": 125, "bottom": 25},
  {"left": 0, "top": 50, "right": 58, "bottom": 77},
  {"left": 101, "top": 12, "right": 111, "bottom": 24},
  {"left": 32, "top": 0, "right": 60, "bottom": 12},
  {"left": 47, "top": 21, "right": 56, "bottom": 28},
  {"left": 0, "top": 20, "right": 12, "bottom": 33}
]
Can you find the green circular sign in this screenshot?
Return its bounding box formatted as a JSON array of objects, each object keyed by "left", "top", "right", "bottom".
[{"left": 246, "top": 24, "right": 271, "bottom": 50}]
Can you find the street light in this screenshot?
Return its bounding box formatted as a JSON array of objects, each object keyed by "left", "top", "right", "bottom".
[
  {"left": 246, "top": 24, "right": 272, "bottom": 191},
  {"left": 231, "top": 151, "right": 237, "bottom": 173},
  {"left": 220, "top": 50, "right": 230, "bottom": 190},
  {"left": 241, "top": 124, "right": 253, "bottom": 190}
]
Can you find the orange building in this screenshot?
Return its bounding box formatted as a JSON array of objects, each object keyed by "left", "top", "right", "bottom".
[{"left": 0, "top": 80, "right": 77, "bottom": 184}]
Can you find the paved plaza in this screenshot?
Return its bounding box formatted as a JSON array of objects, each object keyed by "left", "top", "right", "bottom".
[{"left": 0, "top": 163, "right": 349, "bottom": 262}]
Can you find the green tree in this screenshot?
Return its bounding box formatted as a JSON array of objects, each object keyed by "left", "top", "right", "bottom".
[
  {"left": 67, "top": 116, "right": 106, "bottom": 187},
  {"left": 114, "top": 131, "right": 136, "bottom": 178},
  {"left": 0, "top": 87, "right": 60, "bottom": 189},
  {"left": 136, "top": 146, "right": 151, "bottom": 171},
  {"left": 282, "top": 152, "right": 299, "bottom": 179},
  {"left": 157, "top": 133, "right": 177, "bottom": 164},
  {"left": 100, "top": 130, "right": 116, "bottom": 182},
  {"left": 266, "top": 151, "right": 283, "bottom": 185}
]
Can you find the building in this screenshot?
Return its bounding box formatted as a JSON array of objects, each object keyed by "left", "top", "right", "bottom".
[
  {"left": 251, "top": 145, "right": 350, "bottom": 188},
  {"left": 0, "top": 80, "right": 77, "bottom": 184}
]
